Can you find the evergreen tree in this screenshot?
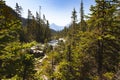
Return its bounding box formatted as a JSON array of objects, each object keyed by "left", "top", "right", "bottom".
[
  {"left": 68, "top": 8, "right": 77, "bottom": 43},
  {"left": 0, "top": 1, "right": 20, "bottom": 78},
  {"left": 0, "top": 2, "right": 36, "bottom": 79},
  {"left": 71, "top": 8, "right": 77, "bottom": 32},
  {"left": 79, "top": 0, "right": 87, "bottom": 32},
  {"left": 26, "top": 9, "right": 35, "bottom": 42},
  {"left": 35, "top": 11, "right": 43, "bottom": 42},
  {"left": 88, "top": 0, "right": 120, "bottom": 79},
  {"left": 44, "top": 20, "right": 51, "bottom": 42},
  {"left": 15, "top": 3, "right": 22, "bottom": 18}
]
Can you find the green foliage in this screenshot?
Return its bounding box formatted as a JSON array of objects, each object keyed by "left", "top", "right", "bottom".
[
  {"left": 39, "top": 1, "right": 120, "bottom": 80},
  {"left": 54, "top": 60, "right": 70, "bottom": 80},
  {"left": 0, "top": 2, "right": 37, "bottom": 79},
  {"left": 0, "top": 0, "right": 120, "bottom": 80},
  {"left": 103, "top": 72, "right": 114, "bottom": 80},
  {"left": 21, "top": 9, "right": 51, "bottom": 43},
  {"left": 87, "top": 0, "right": 120, "bottom": 79},
  {"left": 0, "top": 41, "right": 36, "bottom": 79}
]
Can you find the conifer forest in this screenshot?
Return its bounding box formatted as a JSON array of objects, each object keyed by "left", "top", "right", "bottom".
[{"left": 0, "top": 0, "right": 120, "bottom": 80}]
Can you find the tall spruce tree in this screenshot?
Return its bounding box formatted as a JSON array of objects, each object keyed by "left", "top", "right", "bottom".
[
  {"left": 69, "top": 8, "right": 77, "bottom": 42},
  {"left": 79, "top": 0, "right": 87, "bottom": 32},
  {"left": 88, "top": 0, "right": 120, "bottom": 79},
  {"left": 71, "top": 8, "right": 77, "bottom": 32},
  {"left": 15, "top": 3, "right": 22, "bottom": 18},
  {"left": 0, "top": 1, "right": 21, "bottom": 78},
  {"left": 0, "top": 1, "right": 36, "bottom": 79}
]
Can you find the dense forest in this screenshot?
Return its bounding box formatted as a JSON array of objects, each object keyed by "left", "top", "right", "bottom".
[{"left": 0, "top": 0, "right": 120, "bottom": 80}]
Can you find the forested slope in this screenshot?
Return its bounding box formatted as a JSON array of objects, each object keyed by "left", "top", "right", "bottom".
[{"left": 0, "top": 0, "right": 120, "bottom": 80}]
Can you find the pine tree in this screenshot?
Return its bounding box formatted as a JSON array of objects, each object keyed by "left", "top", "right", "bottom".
[
  {"left": 0, "top": 2, "right": 36, "bottom": 79},
  {"left": 15, "top": 3, "right": 22, "bottom": 18},
  {"left": 88, "top": 0, "right": 120, "bottom": 79},
  {"left": 71, "top": 8, "right": 77, "bottom": 32},
  {"left": 79, "top": 0, "right": 87, "bottom": 32},
  {"left": 26, "top": 9, "right": 34, "bottom": 42},
  {"left": 35, "top": 11, "right": 43, "bottom": 42},
  {"left": 44, "top": 20, "right": 51, "bottom": 42},
  {"left": 69, "top": 8, "right": 77, "bottom": 43},
  {"left": 0, "top": 1, "right": 21, "bottom": 78}
]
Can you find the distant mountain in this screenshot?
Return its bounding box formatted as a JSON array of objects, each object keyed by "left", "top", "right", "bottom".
[{"left": 50, "top": 23, "right": 64, "bottom": 31}]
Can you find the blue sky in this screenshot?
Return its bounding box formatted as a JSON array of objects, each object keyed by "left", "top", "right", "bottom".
[{"left": 5, "top": 0, "right": 95, "bottom": 26}]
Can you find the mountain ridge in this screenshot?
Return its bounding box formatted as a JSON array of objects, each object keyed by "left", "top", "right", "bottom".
[{"left": 50, "top": 23, "right": 64, "bottom": 31}]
